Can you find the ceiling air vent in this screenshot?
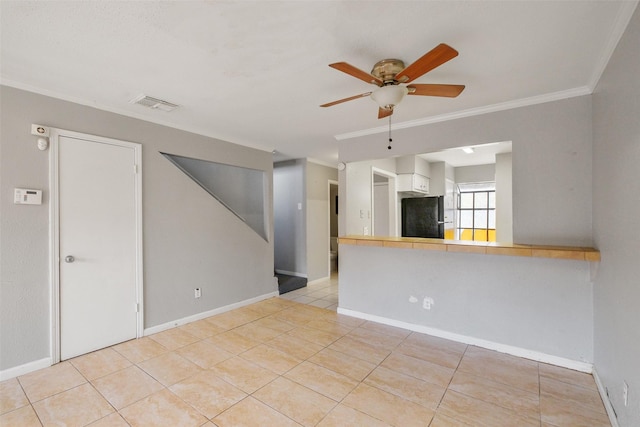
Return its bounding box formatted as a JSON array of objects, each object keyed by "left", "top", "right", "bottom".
[{"left": 130, "top": 94, "right": 179, "bottom": 112}]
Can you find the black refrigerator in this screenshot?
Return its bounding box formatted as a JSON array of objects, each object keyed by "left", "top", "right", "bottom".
[{"left": 401, "top": 196, "right": 444, "bottom": 238}]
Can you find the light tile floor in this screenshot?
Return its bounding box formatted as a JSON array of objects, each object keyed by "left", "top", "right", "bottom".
[
  {"left": 278, "top": 273, "right": 339, "bottom": 311},
  {"left": 1, "top": 275, "right": 610, "bottom": 426}
]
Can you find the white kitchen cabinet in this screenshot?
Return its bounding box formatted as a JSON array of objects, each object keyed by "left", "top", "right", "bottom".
[{"left": 397, "top": 173, "right": 429, "bottom": 194}]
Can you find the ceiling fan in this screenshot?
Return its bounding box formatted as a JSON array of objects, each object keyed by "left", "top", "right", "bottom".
[{"left": 320, "top": 43, "right": 465, "bottom": 119}]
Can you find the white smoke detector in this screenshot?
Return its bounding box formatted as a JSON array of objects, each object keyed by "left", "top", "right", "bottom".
[{"left": 130, "top": 94, "right": 179, "bottom": 112}]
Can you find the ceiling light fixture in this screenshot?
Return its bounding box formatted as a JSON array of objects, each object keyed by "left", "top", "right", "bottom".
[
  {"left": 371, "top": 85, "right": 408, "bottom": 110},
  {"left": 462, "top": 147, "right": 475, "bottom": 154}
]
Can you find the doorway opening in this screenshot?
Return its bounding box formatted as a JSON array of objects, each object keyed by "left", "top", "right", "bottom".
[
  {"left": 371, "top": 168, "right": 398, "bottom": 236},
  {"left": 328, "top": 180, "right": 339, "bottom": 275}
]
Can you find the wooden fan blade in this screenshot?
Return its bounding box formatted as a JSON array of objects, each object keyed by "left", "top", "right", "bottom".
[
  {"left": 320, "top": 92, "right": 372, "bottom": 108},
  {"left": 395, "top": 44, "right": 459, "bottom": 84},
  {"left": 407, "top": 84, "right": 465, "bottom": 97},
  {"left": 329, "top": 62, "right": 383, "bottom": 86},
  {"left": 378, "top": 107, "right": 393, "bottom": 119}
]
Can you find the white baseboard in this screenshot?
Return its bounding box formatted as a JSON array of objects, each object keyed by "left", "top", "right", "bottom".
[
  {"left": 592, "top": 367, "right": 620, "bottom": 427},
  {"left": 0, "top": 357, "right": 52, "bottom": 381},
  {"left": 275, "top": 269, "right": 307, "bottom": 278},
  {"left": 0, "top": 292, "right": 279, "bottom": 381},
  {"left": 143, "top": 291, "right": 279, "bottom": 336},
  {"left": 337, "top": 307, "right": 593, "bottom": 373}
]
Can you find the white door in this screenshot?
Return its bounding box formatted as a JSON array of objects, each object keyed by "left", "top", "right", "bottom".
[{"left": 58, "top": 135, "right": 139, "bottom": 360}]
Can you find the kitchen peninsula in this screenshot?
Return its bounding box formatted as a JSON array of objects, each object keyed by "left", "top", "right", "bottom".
[
  {"left": 339, "top": 236, "right": 600, "bottom": 261},
  {"left": 337, "top": 235, "right": 599, "bottom": 372}
]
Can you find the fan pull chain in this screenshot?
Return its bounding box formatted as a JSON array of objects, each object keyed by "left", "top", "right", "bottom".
[{"left": 388, "top": 114, "right": 392, "bottom": 150}]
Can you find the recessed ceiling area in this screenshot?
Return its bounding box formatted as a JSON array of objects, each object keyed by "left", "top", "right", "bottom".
[
  {"left": 419, "top": 141, "right": 512, "bottom": 168},
  {"left": 1, "top": 1, "right": 637, "bottom": 165}
]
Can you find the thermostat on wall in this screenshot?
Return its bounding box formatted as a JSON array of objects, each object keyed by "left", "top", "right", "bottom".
[{"left": 14, "top": 188, "right": 42, "bottom": 205}]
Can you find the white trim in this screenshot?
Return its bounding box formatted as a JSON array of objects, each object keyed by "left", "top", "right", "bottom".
[
  {"left": 593, "top": 367, "right": 620, "bottom": 427},
  {"left": 337, "top": 307, "right": 593, "bottom": 373},
  {"left": 143, "top": 291, "right": 279, "bottom": 336},
  {"left": 0, "top": 358, "right": 52, "bottom": 381},
  {"left": 335, "top": 86, "right": 591, "bottom": 141},
  {"left": 588, "top": 1, "right": 639, "bottom": 91},
  {"left": 49, "top": 137, "right": 61, "bottom": 364},
  {"left": 49, "top": 128, "right": 144, "bottom": 364},
  {"left": 275, "top": 269, "right": 307, "bottom": 278}
]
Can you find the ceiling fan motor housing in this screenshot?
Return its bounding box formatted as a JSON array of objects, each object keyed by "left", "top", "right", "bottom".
[{"left": 371, "top": 59, "right": 406, "bottom": 83}]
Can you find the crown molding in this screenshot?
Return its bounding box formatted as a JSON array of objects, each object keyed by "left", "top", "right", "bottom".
[
  {"left": 334, "top": 86, "right": 592, "bottom": 141},
  {"left": 588, "top": 0, "right": 639, "bottom": 91}
]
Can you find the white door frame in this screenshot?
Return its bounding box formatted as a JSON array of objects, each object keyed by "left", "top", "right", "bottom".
[{"left": 49, "top": 128, "right": 144, "bottom": 364}]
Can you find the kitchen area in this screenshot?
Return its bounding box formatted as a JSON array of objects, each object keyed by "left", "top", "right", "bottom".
[{"left": 345, "top": 141, "right": 513, "bottom": 243}]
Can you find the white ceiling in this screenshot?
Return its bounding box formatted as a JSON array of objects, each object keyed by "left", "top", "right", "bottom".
[
  {"left": 419, "top": 141, "right": 512, "bottom": 168},
  {"left": 1, "top": 1, "right": 637, "bottom": 166}
]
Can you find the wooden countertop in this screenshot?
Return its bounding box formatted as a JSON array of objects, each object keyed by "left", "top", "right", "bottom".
[{"left": 339, "top": 236, "right": 600, "bottom": 262}]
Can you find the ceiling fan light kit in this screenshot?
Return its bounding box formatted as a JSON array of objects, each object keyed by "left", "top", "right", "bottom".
[
  {"left": 371, "top": 85, "right": 408, "bottom": 110},
  {"left": 321, "top": 43, "right": 465, "bottom": 119}
]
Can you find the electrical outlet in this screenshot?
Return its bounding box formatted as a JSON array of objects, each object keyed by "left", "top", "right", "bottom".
[
  {"left": 194, "top": 288, "right": 201, "bottom": 299},
  {"left": 423, "top": 297, "right": 434, "bottom": 310},
  {"left": 623, "top": 381, "right": 628, "bottom": 406}
]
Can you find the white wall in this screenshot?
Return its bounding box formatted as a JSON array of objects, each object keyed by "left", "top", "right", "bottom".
[
  {"left": 495, "top": 153, "right": 513, "bottom": 243},
  {"left": 592, "top": 5, "right": 640, "bottom": 426},
  {"left": 0, "top": 86, "right": 276, "bottom": 372},
  {"left": 373, "top": 182, "right": 390, "bottom": 235},
  {"left": 273, "top": 159, "right": 306, "bottom": 276},
  {"left": 344, "top": 158, "right": 397, "bottom": 235},
  {"left": 429, "top": 162, "right": 445, "bottom": 196}
]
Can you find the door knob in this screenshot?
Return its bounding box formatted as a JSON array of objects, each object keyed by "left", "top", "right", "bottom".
[{"left": 64, "top": 255, "right": 75, "bottom": 263}]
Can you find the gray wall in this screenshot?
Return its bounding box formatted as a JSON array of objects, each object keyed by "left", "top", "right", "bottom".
[
  {"left": 340, "top": 96, "right": 593, "bottom": 247},
  {"left": 0, "top": 86, "right": 275, "bottom": 371},
  {"left": 455, "top": 164, "right": 496, "bottom": 184},
  {"left": 340, "top": 245, "right": 593, "bottom": 363},
  {"left": 306, "top": 162, "right": 338, "bottom": 282},
  {"left": 273, "top": 159, "right": 306, "bottom": 276},
  {"left": 592, "top": 5, "right": 640, "bottom": 426}
]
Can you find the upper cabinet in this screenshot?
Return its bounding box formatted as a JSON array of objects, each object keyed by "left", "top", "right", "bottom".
[
  {"left": 396, "top": 155, "right": 431, "bottom": 195},
  {"left": 397, "top": 173, "right": 430, "bottom": 195}
]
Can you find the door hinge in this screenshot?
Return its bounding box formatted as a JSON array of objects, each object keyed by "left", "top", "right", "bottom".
[
  {"left": 135, "top": 303, "right": 139, "bottom": 313},
  {"left": 133, "top": 164, "right": 138, "bottom": 174}
]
